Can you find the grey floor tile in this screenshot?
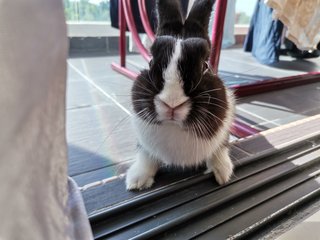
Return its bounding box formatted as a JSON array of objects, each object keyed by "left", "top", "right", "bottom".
[
  {"left": 236, "top": 82, "right": 320, "bottom": 129},
  {"left": 238, "top": 83, "right": 320, "bottom": 123},
  {"left": 68, "top": 57, "right": 119, "bottom": 80},
  {"left": 67, "top": 104, "right": 136, "bottom": 176},
  {"left": 66, "top": 81, "right": 111, "bottom": 110},
  {"left": 92, "top": 76, "right": 134, "bottom": 105},
  {"left": 67, "top": 66, "right": 87, "bottom": 83},
  {"left": 220, "top": 47, "right": 320, "bottom": 81}
]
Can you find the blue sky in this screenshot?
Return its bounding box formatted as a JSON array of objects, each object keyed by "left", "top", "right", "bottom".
[{"left": 236, "top": 0, "right": 256, "bottom": 15}]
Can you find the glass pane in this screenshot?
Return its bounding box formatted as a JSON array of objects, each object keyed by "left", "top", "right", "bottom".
[
  {"left": 64, "top": 0, "right": 110, "bottom": 22},
  {"left": 235, "top": 0, "right": 256, "bottom": 25}
]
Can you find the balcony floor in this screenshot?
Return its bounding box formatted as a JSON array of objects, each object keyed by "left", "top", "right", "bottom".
[{"left": 66, "top": 47, "right": 320, "bottom": 188}]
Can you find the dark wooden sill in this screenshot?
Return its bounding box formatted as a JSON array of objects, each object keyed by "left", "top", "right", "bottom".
[{"left": 83, "top": 115, "right": 320, "bottom": 239}]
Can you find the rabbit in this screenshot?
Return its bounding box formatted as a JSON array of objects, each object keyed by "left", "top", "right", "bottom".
[{"left": 126, "top": 0, "right": 235, "bottom": 190}]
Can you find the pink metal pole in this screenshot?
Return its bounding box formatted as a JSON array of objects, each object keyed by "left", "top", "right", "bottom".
[
  {"left": 232, "top": 72, "right": 320, "bottom": 98},
  {"left": 209, "top": 0, "right": 228, "bottom": 75},
  {"left": 232, "top": 120, "right": 259, "bottom": 138},
  {"left": 138, "top": 0, "right": 156, "bottom": 42},
  {"left": 111, "top": 63, "right": 139, "bottom": 80},
  {"left": 123, "top": 0, "right": 152, "bottom": 62},
  {"left": 111, "top": 0, "right": 139, "bottom": 80}
]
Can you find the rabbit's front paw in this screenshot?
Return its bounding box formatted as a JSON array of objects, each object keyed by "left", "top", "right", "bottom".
[
  {"left": 212, "top": 157, "right": 233, "bottom": 185},
  {"left": 207, "top": 147, "right": 234, "bottom": 185},
  {"left": 126, "top": 166, "right": 155, "bottom": 190}
]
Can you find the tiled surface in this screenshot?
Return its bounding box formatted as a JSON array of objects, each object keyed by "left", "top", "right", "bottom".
[
  {"left": 67, "top": 48, "right": 320, "bottom": 186},
  {"left": 67, "top": 56, "right": 136, "bottom": 185},
  {"left": 237, "top": 83, "right": 320, "bottom": 130},
  {"left": 67, "top": 105, "right": 135, "bottom": 176}
]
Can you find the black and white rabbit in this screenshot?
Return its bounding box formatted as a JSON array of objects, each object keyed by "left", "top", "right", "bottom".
[{"left": 126, "top": 0, "right": 235, "bottom": 190}]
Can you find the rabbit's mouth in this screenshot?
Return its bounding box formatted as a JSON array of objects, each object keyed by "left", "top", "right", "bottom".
[{"left": 154, "top": 96, "right": 191, "bottom": 124}]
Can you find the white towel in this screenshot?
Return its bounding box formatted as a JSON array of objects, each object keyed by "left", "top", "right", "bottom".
[{"left": 266, "top": 0, "right": 320, "bottom": 50}]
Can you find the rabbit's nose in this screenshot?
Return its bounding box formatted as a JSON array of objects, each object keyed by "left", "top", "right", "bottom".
[
  {"left": 157, "top": 99, "right": 174, "bottom": 118},
  {"left": 158, "top": 97, "right": 189, "bottom": 110},
  {"left": 158, "top": 99, "right": 174, "bottom": 110},
  {"left": 158, "top": 98, "right": 189, "bottom": 120}
]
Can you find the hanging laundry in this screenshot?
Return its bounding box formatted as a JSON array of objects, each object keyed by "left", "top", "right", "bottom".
[
  {"left": 244, "top": 0, "right": 284, "bottom": 65},
  {"left": 266, "top": 0, "right": 320, "bottom": 50}
]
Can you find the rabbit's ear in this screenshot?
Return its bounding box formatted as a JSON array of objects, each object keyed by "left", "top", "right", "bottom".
[
  {"left": 184, "top": 0, "right": 215, "bottom": 40},
  {"left": 156, "top": 0, "right": 184, "bottom": 36}
]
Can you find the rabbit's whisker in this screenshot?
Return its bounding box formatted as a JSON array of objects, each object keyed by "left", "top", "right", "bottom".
[
  {"left": 197, "top": 107, "right": 225, "bottom": 124},
  {"left": 195, "top": 95, "right": 228, "bottom": 105},
  {"left": 195, "top": 102, "right": 227, "bottom": 111}
]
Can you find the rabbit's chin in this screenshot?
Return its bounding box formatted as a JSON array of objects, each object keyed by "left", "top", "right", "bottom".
[{"left": 159, "top": 119, "right": 185, "bottom": 130}]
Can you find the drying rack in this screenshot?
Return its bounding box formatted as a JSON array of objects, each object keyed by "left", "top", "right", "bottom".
[{"left": 111, "top": 0, "right": 320, "bottom": 138}]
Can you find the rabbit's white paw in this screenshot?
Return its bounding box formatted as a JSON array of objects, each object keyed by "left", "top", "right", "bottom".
[
  {"left": 212, "top": 156, "right": 233, "bottom": 185},
  {"left": 207, "top": 147, "right": 234, "bottom": 185},
  {"left": 125, "top": 150, "right": 158, "bottom": 191},
  {"left": 126, "top": 166, "right": 155, "bottom": 190}
]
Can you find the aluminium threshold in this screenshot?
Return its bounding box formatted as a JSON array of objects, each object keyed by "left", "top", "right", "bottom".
[{"left": 85, "top": 115, "right": 320, "bottom": 240}]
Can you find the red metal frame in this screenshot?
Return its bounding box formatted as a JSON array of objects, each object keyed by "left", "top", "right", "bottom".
[
  {"left": 232, "top": 120, "right": 259, "bottom": 138},
  {"left": 209, "top": 0, "right": 228, "bottom": 74},
  {"left": 123, "top": 0, "right": 151, "bottom": 62},
  {"left": 111, "top": 0, "right": 139, "bottom": 80},
  {"left": 208, "top": 0, "right": 260, "bottom": 137},
  {"left": 111, "top": 0, "right": 149, "bottom": 80},
  {"left": 111, "top": 0, "right": 320, "bottom": 138},
  {"left": 138, "top": 0, "right": 156, "bottom": 42},
  {"left": 232, "top": 72, "right": 320, "bottom": 98}
]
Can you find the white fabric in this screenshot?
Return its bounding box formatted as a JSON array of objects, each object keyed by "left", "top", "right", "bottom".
[
  {"left": 0, "top": 0, "right": 93, "bottom": 239},
  {"left": 266, "top": 0, "right": 320, "bottom": 50},
  {"left": 67, "top": 178, "right": 94, "bottom": 240}
]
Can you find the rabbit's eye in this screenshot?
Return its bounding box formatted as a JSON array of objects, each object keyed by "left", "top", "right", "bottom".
[{"left": 202, "top": 61, "right": 210, "bottom": 74}]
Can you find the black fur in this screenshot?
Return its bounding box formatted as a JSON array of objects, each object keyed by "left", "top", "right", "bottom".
[
  {"left": 132, "top": 0, "right": 228, "bottom": 139},
  {"left": 183, "top": 0, "right": 215, "bottom": 44},
  {"left": 156, "top": 0, "right": 215, "bottom": 44},
  {"left": 179, "top": 39, "right": 227, "bottom": 139},
  {"left": 156, "top": 0, "right": 184, "bottom": 36}
]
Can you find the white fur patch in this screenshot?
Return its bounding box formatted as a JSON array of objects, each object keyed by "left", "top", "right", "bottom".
[
  {"left": 154, "top": 40, "right": 191, "bottom": 123},
  {"left": 126, "top": 150, "right": 158, "bottom": 190},
  {"left": 206, "top": 146, "right": 234, "bottom": 185},
  {"left": 133, "top": 89, "right": 235, "bottom": 167},
  {"left": 157, "top": 40, "right": 189, "bottom": 109}
]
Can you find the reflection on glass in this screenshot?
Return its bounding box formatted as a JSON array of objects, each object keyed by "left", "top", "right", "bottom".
[{"left": 64, "top": 0, "right": 110, "bottom": 22}]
